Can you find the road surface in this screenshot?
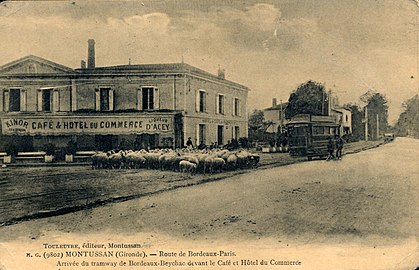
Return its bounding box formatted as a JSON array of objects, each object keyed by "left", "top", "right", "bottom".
[{"left": 0, "top": 138, "right": 417, "bottom": 270}]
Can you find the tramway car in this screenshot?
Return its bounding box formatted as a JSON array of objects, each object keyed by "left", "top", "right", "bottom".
[{"left": 286, "top": 114, "right": 339, "bottom": 160}]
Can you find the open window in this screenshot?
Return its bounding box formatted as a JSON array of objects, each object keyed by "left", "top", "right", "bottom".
[
  {"left": 95, "top": 87, "right": 114, "bottom": 111},
  {"left": 138, "top": 87, "right": 159, "bottom": 110},
  {"left": 196, "top": 89, "right": 206, "bottom": 112},
  {"left": 216, "top": 94, "right": 225, "bottom": 114}
]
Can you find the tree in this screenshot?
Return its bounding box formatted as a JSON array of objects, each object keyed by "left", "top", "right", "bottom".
[
  {"left": 285, "top": 80, "right": 329, "bottom": 119},
  {"left": 248, "top": 109, "right": 272, "bottom": 132},
  {"left": 344, "top": 103, "right": 364, "bottom": 141},
  {"left": 395, "top": 94, "right": 419, "bottom": 138},
  {"left": 361, "top": 91, "right": 389, "bottom": 140},
  {"left": 248, "top": 109, "right": 274, "bottom": 143}
]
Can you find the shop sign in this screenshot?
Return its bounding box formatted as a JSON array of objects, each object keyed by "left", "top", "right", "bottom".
[
  {"left": 201, "top": 118, "right": 238, "bottom": 125},
  {"left": 1, "top": 115, "right": 173, "bottom": 135}
]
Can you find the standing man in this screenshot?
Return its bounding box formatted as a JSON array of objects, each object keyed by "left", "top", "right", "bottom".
[
  {"left": 186, "top": 137, "right": 193, "bottom": 149},
  {"left": 326, "top": 137, "right": 335, "bottom": 161}
]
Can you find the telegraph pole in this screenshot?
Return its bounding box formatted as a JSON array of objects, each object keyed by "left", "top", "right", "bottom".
[
  {"left": 364, "top": 106, "right": 368, "bottom": 141},
  {"left": 376, "top": 114, "right": 379, "bottom": 140}
]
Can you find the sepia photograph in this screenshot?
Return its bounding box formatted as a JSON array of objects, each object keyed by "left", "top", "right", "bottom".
[{"left": 0, "top": 0, "right": 418, "bottom": 269}]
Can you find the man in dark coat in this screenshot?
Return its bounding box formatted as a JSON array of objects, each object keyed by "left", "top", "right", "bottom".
[
  {"left": 335, "top": 136, "right": 345, "bottom": 159},
  {"left": 186, "top": 137, "right": 193, "bottom": 148},
  {"left": 326, "top": 137, "right": 335, "bottom": 161}
]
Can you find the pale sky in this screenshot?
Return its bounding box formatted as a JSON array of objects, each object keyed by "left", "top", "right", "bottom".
[{"left": 0, "top": 0, "right": 418, "bottom": 123}]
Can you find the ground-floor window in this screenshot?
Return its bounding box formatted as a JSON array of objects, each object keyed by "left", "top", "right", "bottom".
[{"left": 234, "top": 126, "right": 240, "bottom": 139}]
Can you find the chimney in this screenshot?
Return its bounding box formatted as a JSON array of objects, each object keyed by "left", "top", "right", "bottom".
[
  {"left": 272, "top": 98, "right": 277, "bottom": 108},
  {"left": 80, "top": 60, "right": 86, "bottom": 69},
  {"left": 217, "top": 67, "right": 225, "bottom": 79},
  {"left": 87, "top": 39, "right": 95, "bottom": 69}
]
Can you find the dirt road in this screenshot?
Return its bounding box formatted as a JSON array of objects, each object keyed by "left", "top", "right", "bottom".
[{"left": 0, "top": 138, "right": 417, "bottom": 270}]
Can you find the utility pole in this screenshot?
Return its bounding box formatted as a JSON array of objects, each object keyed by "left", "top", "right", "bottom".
[
  {"left": 376, "top": 114, "right": 379, "bottom": 140},
  {"left": 280, "top": 100, "right": 283, "bottom": 133},
  {"left": 364, "top": 106, "right": 368, "bottom": 141}
]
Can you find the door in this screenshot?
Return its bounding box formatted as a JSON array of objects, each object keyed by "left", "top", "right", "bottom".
[
  {"left": 217, "top": 125, "right": 223, "bottom": 146},
  {"left": 95, "top": 135, "right": 116, "bottom": 151}
]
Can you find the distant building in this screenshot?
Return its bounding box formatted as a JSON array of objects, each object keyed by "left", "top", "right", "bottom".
[
  {"left": 263, "top": 98, "right": 287, "bottom": 133},
  {"left": 0, "top": 40, "right": 249, "bottom": 153},
  {"left": 330, "top": 106, "right": 352, "bottom": 135},
  {"left": 265, "top": 90, "right": 351, "bottom": 137},
  {"left": 326, "top": 90, "right": 352, "bottom": 136}
]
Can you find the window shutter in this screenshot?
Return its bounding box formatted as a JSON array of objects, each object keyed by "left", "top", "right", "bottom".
[
  {"left": 0, "top": 89, "right": 4, "bottom": 112},
  {"left": 95, "top": 89, "right": 100, "bottom": 111},
  {"left": 196, "top": 124, "right": 200, "bottom": 146},
  {"left": 137, "top": 89, "right": 142, "bottom": 110},
  {"left": 53, "top": 89, "right": 60, "bottom": 112},
  {"left": 221, "top": 95, "right": 224, "bottom": 114},
  {"left": 109, "top": 89, "right": 114, "bottom": 111},
  {"left": 20, "top": 89, "right": 27, "bottom": 112},
  {"left": 154, "top": 88, "right": 159, "bottom": 110},
  {"left": 196, "top": 90, "right": 200, "bottom": 112},
  {"left": 71, "top": 79, "right": 77, "bottom": 111},
  {"left": 4, "top": 90, "right": 9, "bottom": 112},
  {"left": 37, "top": 89, "right": 42, "bottom": 112},
  {"left": 232, "top": 98, "right": 235, "bottom": 116},
  {"left": 215, "top": 95, "right": 219, "bottom": 114}
]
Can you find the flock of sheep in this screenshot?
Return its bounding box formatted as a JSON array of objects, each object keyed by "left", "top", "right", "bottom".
[{"left": 91, "top": 148, "right": 260, "bottom": 175}]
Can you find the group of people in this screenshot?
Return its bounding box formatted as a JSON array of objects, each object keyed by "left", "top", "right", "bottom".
[
  {"left": 185, "top": 137, "right": 241, "bottom": 151},
  {"left": 326, "top": 135, "right": 345, "bottom": 161}
]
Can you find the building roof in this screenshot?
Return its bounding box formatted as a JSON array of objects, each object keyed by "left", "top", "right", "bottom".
[
  {"left": 76, "top": 62, "right": 249, "bottom": 90},
  {"left": 264, "top": 102, "right": 288, "bottom": 111},
  {"left": 0, "top": 55, "right": 249, "bottom": 90},
  {"left": 331, "top": 106, "right": 351, "bottom": 113},
  {"left": 0, "top": 55, "right": 78, "bottom": 74}
]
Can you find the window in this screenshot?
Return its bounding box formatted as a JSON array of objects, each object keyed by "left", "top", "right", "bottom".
[
  {"left": 196, "top": 90, "right": 206, "bottom": 112},
  {"left": 217, "top": 125, "right": 224, "bottom": 145},
  {"left": 100, "top": 88, "right": 110, "bottom": 111},
  {"left": 142, "top": 87, "right": 154, "bottom": 110},
  {"left": 138, "top": 87, "right": 159, "bottom": 110},
  {"left": 27, "top": 63, "right": 37, "bottom": 73},
  {"left": 42, "top": 89, "right": 52, "bottom": 112},
  {"left": 234, "top": 126, "right": 240, "bottom": 139},
  {"left": 198, "top": 124, "right": 206, "bottom": 145},
  {"left": 345, "top": 115, "right": 349, "bottom": 123},
  {"left": 217, "top": 94, "right": 224, "bottom": 114},
  {"left": 95, "top": 87, "right": 114, "bottom": 111},
  {"left": 233, "top": 98, "right": 240, "bottom": 116},
  {"left": 313, "top": 126, "right": 324, "bottom": 135},
  {"left": 9, "top": 89, "right": 20, "bottom": 112}
]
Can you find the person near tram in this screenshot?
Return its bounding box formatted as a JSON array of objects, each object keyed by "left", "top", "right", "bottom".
[
  {"left": 326, "top": 136, "right": 336, "bottom": 161},
  {"left": 335, "top": 135, "right": 345, "bottom": 160}
]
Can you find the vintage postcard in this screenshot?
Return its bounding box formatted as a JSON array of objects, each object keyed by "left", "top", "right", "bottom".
[{"left": 0, "top": 1, "right": 418, "bottom": 270}]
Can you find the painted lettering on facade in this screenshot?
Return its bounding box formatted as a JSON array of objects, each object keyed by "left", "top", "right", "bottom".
[{"left": 1, "top": 116, "right": 173, "bottom": 135}]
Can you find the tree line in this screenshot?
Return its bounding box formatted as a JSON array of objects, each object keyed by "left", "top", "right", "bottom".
[{"left": 249, "top": 80, "right": 392, "bottom": 142}]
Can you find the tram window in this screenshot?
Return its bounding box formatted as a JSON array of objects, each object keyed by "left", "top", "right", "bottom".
[
  {"left": 324, "top": 127, "right": 330, "bottom": 135},
  {"left": 313, "top": 127, "right": 324, "bottom": 135},
  {"left": 295, "top": 127, "right": 305, "bottom": 136}
]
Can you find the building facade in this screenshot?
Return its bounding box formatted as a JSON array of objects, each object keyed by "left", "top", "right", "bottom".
[
  {"left": 0, "top": 41, "right": 249, "bottom": 155},
  {"left": 330, "top": 107, "right": 352, "bottom": 135},
  {"left": 263, "top": 98, "right": 287, "bottom": 133}
]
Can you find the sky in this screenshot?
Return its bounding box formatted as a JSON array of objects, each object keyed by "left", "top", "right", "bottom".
[{"left": 0, "top": 0, "right": 418, "bottom": 123}]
